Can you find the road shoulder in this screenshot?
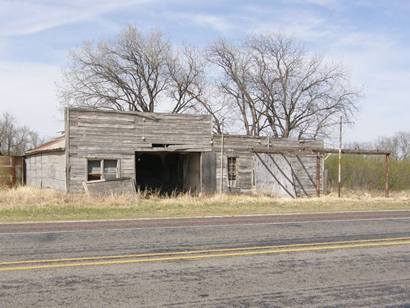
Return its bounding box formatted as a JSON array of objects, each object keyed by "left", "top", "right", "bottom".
[{"left": 1, "top": 210, "right": 409, "bottom": 234}]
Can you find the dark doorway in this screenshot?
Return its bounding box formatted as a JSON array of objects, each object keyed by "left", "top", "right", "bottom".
[{"left": 135, "top": 152, "right": 200, "bottom": 194}]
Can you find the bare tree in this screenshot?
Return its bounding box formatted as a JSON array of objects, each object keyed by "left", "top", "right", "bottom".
[
  {"left": 59, "top": 27, "right": 359, "bottom": 139},
  {"left": 375, "top": 132, "right": 410, "bottom": 160},
  {"left": 167, "top": 47, "right": 205, "bottom": 113},
  {"left": 208, "top": 34, "right": 358, "bottom": 138},
  {"left": 208, "top": 39, "right": 267, "bottom": 136},
  {"left": 167, "top": 46, "right": 230, "bottom": 133},
  {"left": 190, "top": 86, "right": 233, "bottom": 134},
  {"left": 0, "top": 113, "right": 42, "bottom": 155},
  {"left": 396, "top": 132, "right": 410, "bottom": 160},
  {"left": 59, "top": 26, "right": 207, "bottom": 114},
  {"left": 346, "top": 132, "right": 410, "bottom": 160},
  {"left": 249, "top": 35, "right": 358, "bottom": 138},
  {"left": 0, "top": 112, "right": 15, "bottom": 155}
]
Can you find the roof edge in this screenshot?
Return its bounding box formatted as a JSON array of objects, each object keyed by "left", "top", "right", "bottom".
[
  {"left": 67, "top": 107, "right": 213, "bottom": 119},
  {"left": 25, "top": 135, "right": 65, "bottom": 155},
  {"left": 25, "top": 148, "right": 65, "bottom": 155}
]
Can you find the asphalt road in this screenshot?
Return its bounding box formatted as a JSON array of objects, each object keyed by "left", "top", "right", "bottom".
[{"left": 0, "top": 211, "right": 409, "bottom": 307}]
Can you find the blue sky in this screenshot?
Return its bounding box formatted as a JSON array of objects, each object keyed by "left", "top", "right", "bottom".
[{"left": 1, "top": 0, "right": 410, "bottom": 145}]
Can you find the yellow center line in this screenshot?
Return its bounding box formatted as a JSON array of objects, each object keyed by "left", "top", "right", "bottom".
[
  {"left": 1, "top": 237, "right": 410, "bottom": 272},
  {"left": 1, "top": 236, "right": 410, "bottom": 266}
]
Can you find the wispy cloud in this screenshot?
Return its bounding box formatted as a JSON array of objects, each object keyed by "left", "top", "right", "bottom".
[
  {"left": 166, "top": 1, "right": 410, "bottom": 141},
  {"left": 283, "top": 0, "right": 339, "bottom": 8},
  {"left": 0, "top": 0, "right": 151, "bottom": 37},
  {"left": 248, "top": 9, "right": 331, "bottom": 41},
  {"left": 168, "top": 12, "right": 236, "bottom": 34},
  {"left": 0, "top": 0, "right": 409, "bottom": 142}
]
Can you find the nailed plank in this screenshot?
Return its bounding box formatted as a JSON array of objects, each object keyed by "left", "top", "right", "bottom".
[{"left": 67, "top": 108, "right": 213, "bottom": 192}]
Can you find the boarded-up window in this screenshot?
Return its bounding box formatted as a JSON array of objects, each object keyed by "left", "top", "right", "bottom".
[
  {"left": 87, "top": 159, "right": 119, "bottom": 181},
  {"left": 227, "top": 157, "right": 237, "bottom": 182}
]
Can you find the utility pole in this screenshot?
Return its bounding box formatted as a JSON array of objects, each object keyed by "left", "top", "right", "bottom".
[
  {"left": 220, "top": 131, "right": 224, "bottom": 194},
  {"left": 338, "top": 116, "right": 343, "bottom": 198}
]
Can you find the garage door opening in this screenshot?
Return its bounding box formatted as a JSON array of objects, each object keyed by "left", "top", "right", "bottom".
[{"left": 135, "top": 152, "right": 200, "bottom": 194}]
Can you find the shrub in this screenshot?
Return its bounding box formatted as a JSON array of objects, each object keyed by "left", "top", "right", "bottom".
[{"left": 325, "top": 155, "right": 410, "bottom": 191}]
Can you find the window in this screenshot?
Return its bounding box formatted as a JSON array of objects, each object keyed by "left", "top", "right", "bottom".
[
  {"left": 87, "top": 159, "right": 119, "bottom": 181},
  {"left": 103, "top": 160, "right": 118, "bottom": 180},
  {"left": 87, "top": 160, "right": 102, "bottom": 181},
  {"left": 227, "top": 157, "right": 237, "bottom": 183}
]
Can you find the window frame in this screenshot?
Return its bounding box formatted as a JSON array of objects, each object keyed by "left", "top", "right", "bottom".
[
  {"left": 227, "top": 156, "right": 237, "bottom": 187},
  {"left": 86, "top": 158, "right": 120, "bottom": 182}
]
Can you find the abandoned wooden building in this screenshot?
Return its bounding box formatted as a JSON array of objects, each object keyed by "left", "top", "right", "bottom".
[{"left": 25, "top": 108, "right": 324, "bottom": 197}]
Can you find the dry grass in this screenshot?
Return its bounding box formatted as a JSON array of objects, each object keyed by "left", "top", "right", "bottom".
[{"left": 0, "top": 186, "right": 409, "bottom": 222}]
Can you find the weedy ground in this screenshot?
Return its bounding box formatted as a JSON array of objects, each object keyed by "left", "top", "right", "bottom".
[{"left": 0, "top": 186, "right": 409, "bottom": 222}]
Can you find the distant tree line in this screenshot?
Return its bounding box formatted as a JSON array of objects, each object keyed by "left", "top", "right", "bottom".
[
  {"left": 326, "top": 132, "right": 410, "bottom": 192},
  {"left": 348, "top": 131, "right": 410, "bottom": 160},
  {"left": 0, "top": 113, "right": 42, "bottom": 156},
  {"left": 59, "top": 25, "right": 359, "bottom": 139}
]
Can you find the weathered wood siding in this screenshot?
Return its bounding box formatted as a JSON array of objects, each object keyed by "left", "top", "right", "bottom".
[
  {"left": 84, "top": 178, "right": 136, "bottom": 196},
  {"left": 201, "top": 152, "right": 217, "bottom": 194},
  {"left": 254, "top": 153, "right": 296, "bottom": 198},
  {"left": 66, "top": 108, "right": 213, "bottom": 193},
  {"left": 212, "top": 135, "right": 323, "bottom": 196},
  {"left": 25, "top": 151, "right": 66, "bottom": 191},
  {"left": 290, "top": 153, "right": 322, "bottom": 197},
  {"left": 213, "top": 135, "right": 262, "bottom": 192},
  {"left": 182, "top": 153, "right": 201, "bottom": 194}
]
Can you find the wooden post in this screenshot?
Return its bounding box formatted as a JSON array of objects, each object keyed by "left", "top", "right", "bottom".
[
  {"left": 21, "top": 157, "right": 25, "bottom": 186},
  {"left": 384, "top": 154, "right": 390, "bottom": 198},
  {"left": 316, "top": 155, "right": 321, "bottom": 197},
  {"left": 338, "top": 116, "right": 342, "bottom": 198},
  {"left": 220, "top": 133, "right": 224, "bottom": 193}
]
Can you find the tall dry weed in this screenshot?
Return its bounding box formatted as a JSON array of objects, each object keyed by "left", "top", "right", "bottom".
[{"left": 0, "top": 186, "right": 409, "bottom": 209}]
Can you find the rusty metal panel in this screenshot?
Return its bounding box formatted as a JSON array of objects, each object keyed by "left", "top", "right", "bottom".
[{"left": 0, "top": 156, "right": 23, "bottom": 187}]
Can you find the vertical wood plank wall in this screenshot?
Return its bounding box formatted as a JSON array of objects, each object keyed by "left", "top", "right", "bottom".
[
  {"left": 25, "top": 152, "right": 66, "bottom": 191},
  {"left": 29, "top": 108, "right": 324, "bottom": 196},
  {"left": 212, "top": 135, "right": 323, "bottom": 197},
  {"left": 66, "top": 108, "right": 213, "bottom": 193}
]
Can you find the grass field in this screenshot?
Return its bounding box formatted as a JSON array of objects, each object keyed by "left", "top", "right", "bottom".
[{"left": 0, "top": 187, "right": 409, "bottom": 222}]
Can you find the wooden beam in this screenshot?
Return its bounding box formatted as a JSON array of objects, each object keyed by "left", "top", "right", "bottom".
[
  {"left": 322, "top": 148, "right": 391, "bottom": 155},
  {"left": 252, "top": 147, "right": 391, "bottom": 156},
  {"left": 65, "top": 108, "right": 70, "bottom": 193},
  {"left": 385, "top": 154, "right": 390, "bottom": 198}
]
